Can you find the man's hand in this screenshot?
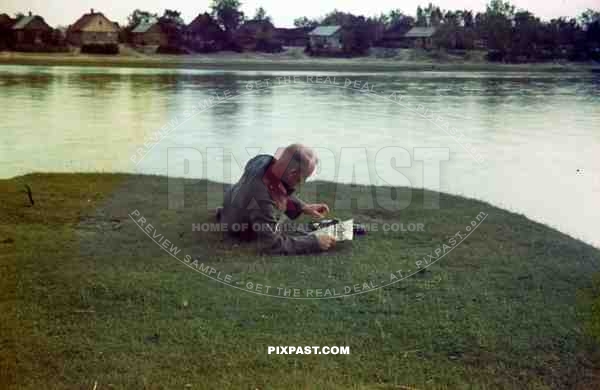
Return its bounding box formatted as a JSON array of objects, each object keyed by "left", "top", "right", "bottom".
[
  {"left": 317, "top": 234, "right": 336, "bottom": 251},
  {"left": 302, "top": 203, "right": 330, "bottom": 219}
]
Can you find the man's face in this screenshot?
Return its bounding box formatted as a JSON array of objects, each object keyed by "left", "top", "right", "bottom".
[
  {"left": 283, "top": 166, "right": 312, "bottom": 189},
  {"left": 280, "top": 154, "right": 317, "bottom": 189},
  {"left": 302, "top": 161, "right": 318, "bottom": 184},
  {"left": 284, "top": 168, "right": 303, "bottom": 188}
]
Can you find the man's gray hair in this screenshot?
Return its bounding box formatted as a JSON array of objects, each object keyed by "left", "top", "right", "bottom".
[{"left": 281, "top": 144, "right": 318, "bottom": 177}]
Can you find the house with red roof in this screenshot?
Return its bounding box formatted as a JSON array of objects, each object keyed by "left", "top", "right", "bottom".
[
  {"left": 67, "top": 8, "right": 119, "bottom": 46},
  {"left": 0, "top": 13, "right": 15, "bottom": 49},
  {"left": 184, "top": 13, "right": 226, "bottom": 52}
]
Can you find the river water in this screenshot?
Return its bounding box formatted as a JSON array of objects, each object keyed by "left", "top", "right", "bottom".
[{"left": 1, "top": 65, "right": 598, "bottom": 247}]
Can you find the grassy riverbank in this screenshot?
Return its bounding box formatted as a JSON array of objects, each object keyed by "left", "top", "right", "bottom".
[
  {"left": 1, "top": 48, "right": 599, "bottom": 72},
  {"left": 2, "top": 173, "right": 600, "bottom": 389}
]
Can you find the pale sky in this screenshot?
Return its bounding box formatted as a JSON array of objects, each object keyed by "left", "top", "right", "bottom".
[{"left": 1, "top": 0, "right": 597, "bottom": 28}]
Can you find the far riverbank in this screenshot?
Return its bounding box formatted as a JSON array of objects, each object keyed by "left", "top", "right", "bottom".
[{"left": 1, "top": 49, "right": 599, "bottom": 73}]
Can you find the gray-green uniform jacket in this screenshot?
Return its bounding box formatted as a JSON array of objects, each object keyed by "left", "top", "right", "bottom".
[{"left": 220, "top": 154, "right": 321, "bottom": 255}]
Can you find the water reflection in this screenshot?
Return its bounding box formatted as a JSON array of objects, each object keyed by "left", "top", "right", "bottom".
[
  {"left": 0, "top": 65, "right": 599, "bottom": 248},
  {"left": 0, "top": 72, "right": 54, "bottom": 101}
]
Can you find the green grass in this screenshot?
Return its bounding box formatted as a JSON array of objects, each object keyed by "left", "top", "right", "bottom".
[{"left": 2, "top": 173, "right": 600, "bottom": 389}]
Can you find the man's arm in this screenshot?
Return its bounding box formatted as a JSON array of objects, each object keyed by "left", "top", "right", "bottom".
[
  {"left": 249, "top": 199, "right": 322, "bottom": 255},
  {"left": 287, "top": 195, "right": 330, "bottom": 220}
]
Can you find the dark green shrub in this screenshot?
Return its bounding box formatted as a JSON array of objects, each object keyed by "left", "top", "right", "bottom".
[
  {"left": 81, "top": 44, "right": 119, "bottom": 55},
  {"left": 255, "top": 39, "right": 283, "bottom": 53},
  {"left": 486, "top": 50, "right": 505, "bottom": 62},
  {"left": 156, "top": 45, "right": 187, "bottom": 54},
  {"left": 13, "top": 43, "right": 69, "bottom": 53}
]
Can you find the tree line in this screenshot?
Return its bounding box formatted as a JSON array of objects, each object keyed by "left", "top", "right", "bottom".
[
  {"left": 293, "top": 0, "right": 600, "bottom": 61},
  {"left": 121, "top": 1, "right": 272, "bottom": 52},
  {"left": 3, "top": 0, "right": 599, "bottom": 61}
]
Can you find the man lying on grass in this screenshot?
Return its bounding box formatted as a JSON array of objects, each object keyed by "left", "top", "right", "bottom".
[{"left": 217, "top": 144, "right": 336, "bottom": 255}]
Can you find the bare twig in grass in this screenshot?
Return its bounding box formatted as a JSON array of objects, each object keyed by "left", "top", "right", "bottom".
[{"left": 23, "top": 184, "right": 34, "bottom": 206}]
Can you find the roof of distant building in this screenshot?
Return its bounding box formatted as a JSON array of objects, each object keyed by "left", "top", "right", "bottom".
[
  {"left": 12, "top": 15, "right": 36, "bottom": 30},
  {"left": 308, "top": 25, "right": 341, "bottom": 37},
  {"left": 69, "top": 9, "right": 118, "bottom": 32},
  {"left": 186, "top": 12, "right": 223, "bottom": 35},
  {"left": 403, "top": 27, "right": 436, "bottom": 38},
  {"left": 0, "top": 13, "right": 15, "bottom": 28},
  {"left": 132, "top": 18, "right": 159, "bottom": 33}
]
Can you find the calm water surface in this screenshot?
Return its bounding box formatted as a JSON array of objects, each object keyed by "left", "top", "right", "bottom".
[{"left": 1, "top": 65, "right": 598, "bottom": 247}]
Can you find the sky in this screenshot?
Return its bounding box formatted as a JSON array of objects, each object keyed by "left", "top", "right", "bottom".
[{"left": 1, "top": 0, "right": 597, "bottom": 28}]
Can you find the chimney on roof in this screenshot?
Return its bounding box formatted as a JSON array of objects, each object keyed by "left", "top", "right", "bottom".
[{"left": 90, "top": 8, "right": 94, "bottom": 14}]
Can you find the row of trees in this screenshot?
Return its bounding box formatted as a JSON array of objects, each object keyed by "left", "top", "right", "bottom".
[
  {"left": 6, "top": 0, "right": 597, "bottom": 60},
  {"left": 123, "top": 1, "right": 275, "bottom": 52},
  {"left": 294, "top": 1, "right": 600, "bottom": 61}
]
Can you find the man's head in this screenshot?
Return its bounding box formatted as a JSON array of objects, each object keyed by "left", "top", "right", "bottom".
[{"left": 271, "top": 144, "right": 318, "bottom": 189}]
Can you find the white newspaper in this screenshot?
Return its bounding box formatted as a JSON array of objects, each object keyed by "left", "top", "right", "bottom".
[{"left": 311, "top": 219, "right": 353, "bottom": 242}]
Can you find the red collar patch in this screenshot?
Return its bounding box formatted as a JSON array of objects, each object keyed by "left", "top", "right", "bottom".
[{"left": 262, "top": 159, "right": 298, "bottom": 213}]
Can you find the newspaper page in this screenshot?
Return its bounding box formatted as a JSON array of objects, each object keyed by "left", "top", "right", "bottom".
[{"left": 311, "top": 219, "right": 354, "bottom": 242}]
